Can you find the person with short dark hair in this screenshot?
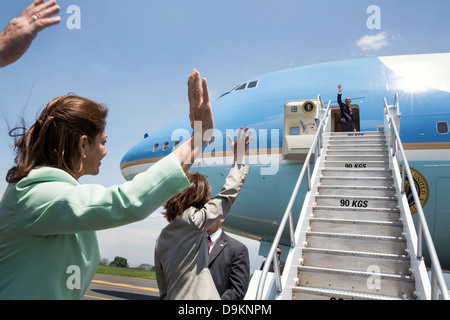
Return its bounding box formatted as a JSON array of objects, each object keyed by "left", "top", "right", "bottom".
[
  {"left": 337, "top": 84, "right": 356, "bottom": 132},
  {"left": 260, "top": 247, "right": 285, "bottom": 275},
  {"left": 207, "top": 215, "right": 250, "bottom": 300}
]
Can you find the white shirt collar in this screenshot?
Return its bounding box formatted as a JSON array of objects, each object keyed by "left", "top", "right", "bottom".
[{"left": 208, "top": 228, "right": 222, "bottom": 252}]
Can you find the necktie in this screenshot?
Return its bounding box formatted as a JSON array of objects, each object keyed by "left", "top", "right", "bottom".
[{"left": 207, "top": 236, "right": 211, "bottom": 254}]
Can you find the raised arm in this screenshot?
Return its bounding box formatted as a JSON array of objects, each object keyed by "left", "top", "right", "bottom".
[
  {"left": 337, "top": 84, "right": 344, "bottom": 106},
  {"left": 227, "top": 127, "right": 253, "bottom": 164},
  {"left": 183, "top": 128, "right": 252, "bottom": 232},
  {"left": 173, "top": 69, "right": 214, "bottom": 172},
  {"left": 0, "top": 0, "right": 61, "bottom": 67}
]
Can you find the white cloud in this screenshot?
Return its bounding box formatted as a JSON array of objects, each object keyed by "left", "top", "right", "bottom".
[{"left": 356, "top": 32, "right": 390, "bottom": 52}]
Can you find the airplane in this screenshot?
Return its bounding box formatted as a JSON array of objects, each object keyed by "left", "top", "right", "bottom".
[{"left": 119, "top": 52, "right": 450, "bottom": 270}]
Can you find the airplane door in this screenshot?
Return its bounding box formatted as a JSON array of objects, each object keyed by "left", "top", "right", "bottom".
[
  {"left": 282, "top": 99, "right": 318, "bottom": 160},
  {"left": 330, "top": 105, "right": 360, "bottom": 132}
]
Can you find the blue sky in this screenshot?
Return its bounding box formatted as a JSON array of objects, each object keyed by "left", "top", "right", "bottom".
[{"left": 1, "top": 0, "right": 450, "bottom": 269}]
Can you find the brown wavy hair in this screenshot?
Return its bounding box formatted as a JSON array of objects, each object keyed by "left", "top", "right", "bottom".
[
  {"left": 6, "top": 94, "right": 108, "bottom": 183},
  {"left": 163, "top": 172, "right": 211, "bottom": 222}
]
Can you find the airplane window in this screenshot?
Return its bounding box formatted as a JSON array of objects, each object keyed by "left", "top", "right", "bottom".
[
  {"left": 437, "top": 121, "right": 449, "bottom": 134},
  {"left": 162, "top": 141, "right": 169, "bottom": 151},
  {"left": 152, "top": 143, "right": 159, "bottom": 152},
  {"left": 290, "top": 127, "right": 300, "bottom": 135},
  {"left": 235, "top": 83, "right": 247, "bottom": 91},
  {"left": 219, "top": 80, "right": 259, "bottom": 97},
  {"left": 173, "top": 140, "right": 180, "bottom": 150},
  {"left": 208, "top": 136, "right": 215, "bottom": 146},
  {"left": 247, "top": 80, "right": 259, "bottom": 89}
]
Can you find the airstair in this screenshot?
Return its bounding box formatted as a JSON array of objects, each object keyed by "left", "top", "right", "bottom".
[{"left": 247, "top": 95, "right": 449, "bottom": 300}]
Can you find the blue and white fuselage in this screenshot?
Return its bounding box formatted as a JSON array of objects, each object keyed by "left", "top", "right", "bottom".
[{"left": 120, "top": 53, "right": 450, "bottom": 268}]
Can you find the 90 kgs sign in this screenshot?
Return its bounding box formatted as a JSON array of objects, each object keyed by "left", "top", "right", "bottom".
[{"left": 340, "top": 199, "right": 369, "bottom": 208}]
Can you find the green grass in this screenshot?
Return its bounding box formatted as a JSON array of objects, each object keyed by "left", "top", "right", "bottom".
[{"left": 96, "top": 265, "right": 157, "bottom": 280}]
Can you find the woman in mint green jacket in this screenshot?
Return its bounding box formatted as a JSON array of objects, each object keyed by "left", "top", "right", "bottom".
[{"left": 0, "top": 69, "right": 214, "bottom": 300}]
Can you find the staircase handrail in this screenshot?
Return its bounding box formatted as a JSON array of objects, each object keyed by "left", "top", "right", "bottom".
[
  {"left": 384, "top": 93, "right": 449, "bottom": 300},
  {"left": 255, "top": 97, "right": 332, "bottom": 299}
]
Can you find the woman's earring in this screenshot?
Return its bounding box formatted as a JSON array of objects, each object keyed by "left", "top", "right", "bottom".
[{"left": 83, "top": 154, "right": 87, "bottom": 159}]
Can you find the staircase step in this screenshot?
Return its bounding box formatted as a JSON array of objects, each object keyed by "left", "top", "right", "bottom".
[
  {"left": 325, "top": 154, "right": 389, "bottom": 162},
  {"left": 320, "top": 176, "right": 393, "bottom": 187},
  {"left": 313, "top": 206, "right": 400, "bottom": 222},
  {"left": 326, "top": 138, "right": 387, "bottom": 146},
  {"left": 327, "top": 149, "right": 388, "bottom": 156},
  {"left": 325, "top": 131, "right": 385, "bottom": 138},
  {"left": 315, "top": 194, "right": 398, "bottom": 209},
  {"left": 301, "top": 247, "right": 410, "bottom": 275},
  {"left": 324, "top": 160, "right": 389, "bottom": 169},
  {"left": 327, "top": 144, "right": 387, "bottom": 150},
  {"left": 309, "top": 218, "right": 403, "bottom": 237},
  {"left": 306, "top": 231, "right": 407, "bottom": 255},
  {"left": 326, "top": 141, "right": 387, "bottom": 147},
  {"left": 296, "top": 266, "right": 415, "bottom": 298},
  {"left": 292, "top": 286, "right": 410, "bottom": 300},
  {"left": 321, "top": 168, "right": 392, "bottom": 178},
  {"left": 318, "top": 185, "right": 396, "bottom": 197}
]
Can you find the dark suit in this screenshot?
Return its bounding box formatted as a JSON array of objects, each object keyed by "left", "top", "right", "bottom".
[
  {"left": 337, "top": 93, "right": 355, "bottom": 132},
  {"left": 208, "top": 231, "right": 250, "bottom": 300},
  {"left": 260, "top": 259, "right": 285, "bottom": 275}
]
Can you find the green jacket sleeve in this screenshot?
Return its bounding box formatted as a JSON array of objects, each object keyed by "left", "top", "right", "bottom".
[{"left": 16, "top": 153, "right": 190, "bottom": 235}]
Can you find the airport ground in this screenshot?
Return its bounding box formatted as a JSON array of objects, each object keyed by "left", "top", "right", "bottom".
[
  {"left": 84, "top": 271, "right": 450, "bottom": 300},
  {"left": 83, "top": 274, "right": 159, "bottom": 300}
]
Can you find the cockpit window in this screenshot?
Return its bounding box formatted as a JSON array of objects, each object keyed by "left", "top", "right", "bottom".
[
  {"left": 152, "top": 143, "right": 159, "bottom": 152},
  {"left": 235, "top": 83, "right": 247, "bottom": 91},
  {"left": 247, "top": 80, "right": 258, "bottom": 89},
  {"left": 218, "top": 80, "right": 259, "bottom": 98}
]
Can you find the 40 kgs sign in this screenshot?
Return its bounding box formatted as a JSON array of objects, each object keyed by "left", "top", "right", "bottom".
[{"left": 401, "top": 166, "right": 429, "bottom": 214}]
